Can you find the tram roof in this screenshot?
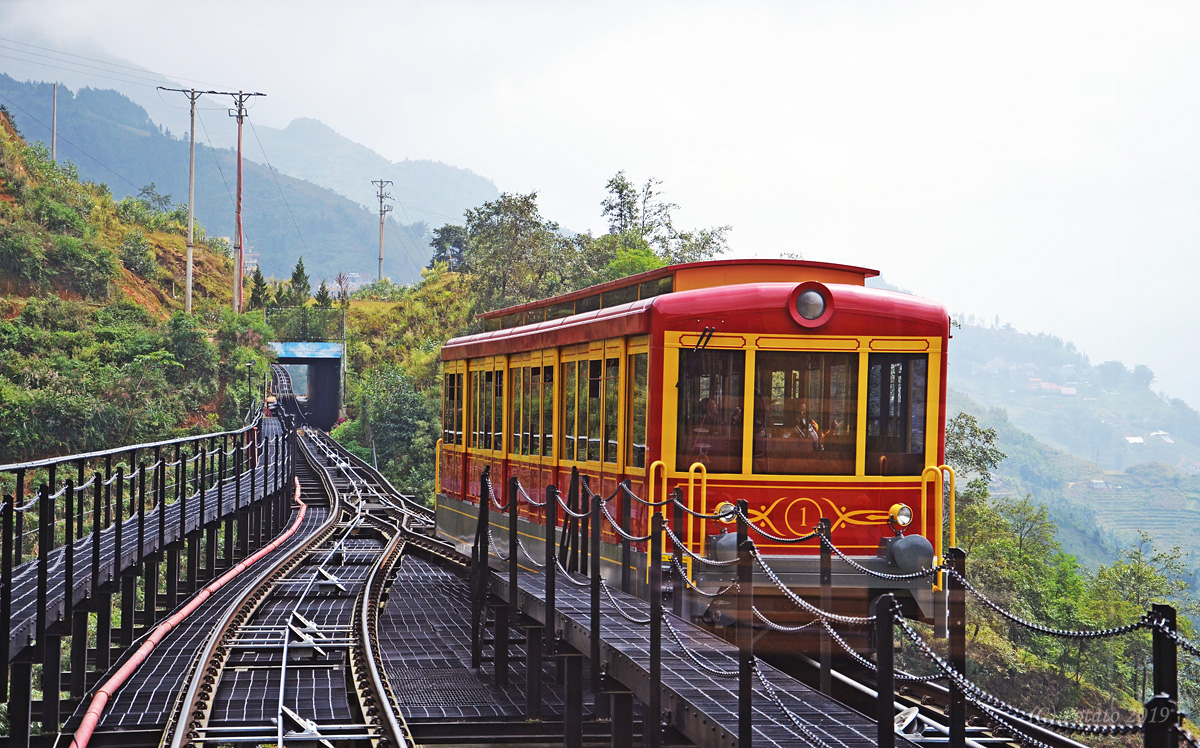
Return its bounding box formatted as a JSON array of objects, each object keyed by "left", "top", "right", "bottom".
[{"left": 474, "top": 259, "right": 878, "bottom": 331}]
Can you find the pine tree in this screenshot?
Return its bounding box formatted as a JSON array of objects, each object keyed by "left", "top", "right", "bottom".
[
  {"left": 288, "top": 256, "right": 311, "bottom": 305},
  {"left": 314, "top": 279, "right": 333, "bottom": 308},
  {"left": 248, "top": 266, "right": 268, "bottom": 309}
]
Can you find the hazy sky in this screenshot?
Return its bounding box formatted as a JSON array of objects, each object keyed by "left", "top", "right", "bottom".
[{"left": 3, "top": 0, "right": 1197, "bottom": 407}]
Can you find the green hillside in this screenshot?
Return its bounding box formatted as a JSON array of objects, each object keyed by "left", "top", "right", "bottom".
[
  {"left": 0, "top": 75, "right": 433, "bottom": 287},
  {"left": 0, "top": 108, "right": 272, "bottom": 461}
]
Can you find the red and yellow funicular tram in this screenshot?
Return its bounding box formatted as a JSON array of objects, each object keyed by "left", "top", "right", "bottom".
[{"left": 436, "top": 259, "right": 952, "bottom": 621}]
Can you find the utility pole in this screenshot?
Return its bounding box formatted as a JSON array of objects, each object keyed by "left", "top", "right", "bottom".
[
  {"left": 229, "top": 91, "right": 266, "bottom": 312},
  {"left": 158, "top": 87, "right": 218, "bottom": 313},
  {"left": 51, "top": 83, "right": 56, "bottom": 162},
  {"left": 158, "top": 87, "right": 260, "bottom": 313},
  {"left": 372, "top": 179, "right": 393, "bottom": 283}
]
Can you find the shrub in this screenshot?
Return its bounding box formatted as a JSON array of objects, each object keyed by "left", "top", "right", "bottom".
[
  {"left": 0, "top": 229, "right": 46, "bottom": 284},
  {"left": 32, "top": 194, "right": 85, "bottom": 235},
  {"left": 119, "top": 230, "right": 157, "bottom": 277},
  {"left": 49, "top": 236, "right": 118, "bottom": 299}
]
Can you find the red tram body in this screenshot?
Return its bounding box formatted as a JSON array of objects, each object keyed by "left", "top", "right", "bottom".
[{"left": 436, "top": 259, "right": 952, "bottom": 621}]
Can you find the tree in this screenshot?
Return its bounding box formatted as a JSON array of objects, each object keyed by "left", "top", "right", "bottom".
[
  {"left": 428, "top": 224, "right": 470, "bottom": 272},
  {"left": 945, "top": 412, "right": 1006, "bottom": 483},
  {"left": 334, "top": 272, "right": 352, "bottom": 309},
  {"left": 288, "top": 256, "right": 311, "bottom": 305},
  {"left": 600, "top": 171, "right": 728, "bottom": 264},
  {"left": 247, "top": 266, "right": 268, "bottom": 310},
  {"left": 314, "top": 279, "right": 333, "bottom": 308},
  {"left": 464, "top": 192, "right": 573, "bottom": 311}
]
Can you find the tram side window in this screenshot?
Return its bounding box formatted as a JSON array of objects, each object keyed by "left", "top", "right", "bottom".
[
  {"left": 510, "top": 368, "right": 523, "bottom": 455},
  {"left": 541, "top": 366, "right": 554, "bottom": 457},
  {"left": 604, "top": 358, "right": 619, "bottom": 464},
  {"left": 453, "top": 373, "right": 463, "bottom": 445},
  {"left": 752, "top": 352, "right": 857, "bottom": 475},
  {"left": 866, "top": 353, "right": 928, "bottom": 475},
  {"left": 562, "top": 362, "right": 577, "bottom": 460},
  {"left": 443, "top": 372, "right": 465, "bottom": 446},
  {"left": 471, "top": 369, "right": 503, "bottom": 452},
  {"left": 587, "top": 359, "right": 602, "bottom": 462},
  {"left": 676, "top": 349, "right": 745, "bottom": 473},
  {"left": 627, "top": 353, "right": 648, "bottom": 468}
]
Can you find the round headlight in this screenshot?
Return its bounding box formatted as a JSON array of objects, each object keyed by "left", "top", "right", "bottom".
[
  {"left": 796, "top": 290, "right": 826, "bottom": 320},
  {"left": 715, "top": 501, "right": 737, "bottom": 524},
  {"left": 889, "top": 503, "right": 913, "bottom": 528}
]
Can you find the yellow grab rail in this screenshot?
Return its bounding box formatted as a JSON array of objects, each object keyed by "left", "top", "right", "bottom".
[
  {"left": 921, "top": 465, "right": 945, "bottom": 568},
  {"left": 940, "top": 464, "right": 956, "bottom": 549},
  {"left": 687, "top": 462, "right": 708, "bottom": 556}
]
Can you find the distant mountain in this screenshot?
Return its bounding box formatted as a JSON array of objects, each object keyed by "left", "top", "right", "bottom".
[
  {"left": 0, "top": 75, "right": 438, "bottom": 286},
  {"left": 0, "top": 41, "right": 499, "bottom": 221},
  {"left": 248, "top": 117, "right": 497, "bottom": 221}
]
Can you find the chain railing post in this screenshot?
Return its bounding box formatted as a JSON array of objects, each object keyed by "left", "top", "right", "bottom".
[
  {"left": 948, "top": 547, "right": 967, "bottom": 748},
  {"left": 579, "top": 476, "right": 590, "bottom": 576},
  {"left": 113, "top": 466, "right": 124, "bottom": 577},
  {"left": 1147, "top": 603, "right": 1179, "bottom": 748},
  {"left": 470, "top": 466, "right": 492, "bottom": 669},
  {"left": 672, "top": 486, "right": 684, "bottom": 618},
  {"left": 137, "top": 460, "right": 146, "bottom": 568},
  {"left": 35, "top": 483, "right": 50, "bottom": 664},
  {"left": 544, "top": 485, "right": 558, "bottom": 663},
  {"left": 589, "top": 482, "right": 606, "bottom": 718},
  {"left": 508, "top": 476, "right": 519, "bottom": 628},
  {"left": 875, "top": 594, "right": 896, "bottom": 748},
  {"left": 620, "top": 479, "right": 632, "bottom": 594},
  {"left": 818, "top": 516, "right": 832, "bottom": 695},
  {"left": 737, "top": 498, "right": 753, "bottom": 748},
  {"left": 648, "top": 510, "right": 663, "bottom": 748}
]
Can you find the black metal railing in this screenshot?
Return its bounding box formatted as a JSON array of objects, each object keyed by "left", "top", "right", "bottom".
[
  {"left": 0, "top": 409, "right": 299, "bottom": 747},
  {"left": 465, "top": 471, "right": 1193, "bottom": 748}
]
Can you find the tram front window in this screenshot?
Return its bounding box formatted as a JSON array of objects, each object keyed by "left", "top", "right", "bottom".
[
  {"left": 752, "top": 351, "right": 857, "bottom": 475},
  {"left": 866, "top": 353, "right": 927, "bottom": 475},
  {"left": 676, "top": 349, "right": 744, "bottom": 473}
]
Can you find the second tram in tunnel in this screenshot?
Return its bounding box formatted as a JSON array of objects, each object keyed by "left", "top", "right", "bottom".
[{"left": 434, "top": 259, "right": 952, "bottom": 622}]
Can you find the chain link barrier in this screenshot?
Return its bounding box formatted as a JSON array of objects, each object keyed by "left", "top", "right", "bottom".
[
  {"left": 892, "top": 610, "right": 1143, "bottom": 737},
  {"left": 660, "top": 612, "right": 740, "bottom": 678},
  {"left": 664, "top": 525, "right": 740, "bottom": 567},
  {"left": 734, "top": 508, "right": 820, "bottom": 544},
  {"left": 671, "top": 556, "right": 739, "bottom": 598},
  {"left": 601, "top": 580, "right": 652, "bottom": 624},
  {"left": 752, "top": 663, "right": 859, "bottom": 748},
  {"left": 947, "top": 567, "right": 1154, "bottom": 640},
  {"left": 752, "top": 549, "right": 877, "bottom": 625}
]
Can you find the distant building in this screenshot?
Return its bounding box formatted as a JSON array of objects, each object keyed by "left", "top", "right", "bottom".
[{"left": 1124, "top": 436, "right": 1144, "bottom": 444}]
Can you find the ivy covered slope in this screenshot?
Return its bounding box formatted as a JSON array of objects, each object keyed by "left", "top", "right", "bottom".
[{"left": 0, "top": 109, "right": 273, "bottom": 462}]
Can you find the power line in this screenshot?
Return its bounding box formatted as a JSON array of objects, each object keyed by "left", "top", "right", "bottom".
[
  {"left": 386, "top": 216, "right": 430, "bottom": 279},
  {"left": 0, "top": 51, "right": 157, "bottom": 89},
  {"left": 0, "top": 36, "right": 239, "bottom": 91},
  {"left": 0, "top": 90, "right": 138, "bottom": 189},
  {"left": 249, "top": 119, "right": 308, "bottom": 254},
  {"left": 0, "top": 44, "right": 170, "bottom": 87},
  {"left": 196, "top": 109, "right": 235, "bottom": 210}
]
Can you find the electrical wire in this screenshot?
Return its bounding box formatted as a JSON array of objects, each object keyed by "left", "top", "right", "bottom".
[
  {"left": 0, "top": 90, "right": 139, "bottom": 189},
  {"left": 248, "top": 119, "right": 308, "bottom": 253},
  {"left": 0, "top": 36, "right": 238, "bottom": 91}
]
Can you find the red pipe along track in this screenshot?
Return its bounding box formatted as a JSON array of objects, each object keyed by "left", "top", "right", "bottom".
[{"left": 69, "top": 478, "right": 308, "bottom": 748}]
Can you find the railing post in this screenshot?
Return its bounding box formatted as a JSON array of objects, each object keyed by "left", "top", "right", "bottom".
[
  {"left": 156, "top": 446, "right": 165, "bottom": 551},
  {"left": 470, "top": 466, "right": 492, "bottom": 669},
  {"left": 620, "top": 479, "right": 632, "bottom": 594},
  {"left": 672, "top": 486, "right": 684, "bottom": 618},
  {"left": 0, "top": 493, "right": 11, "bottom": 701},
  {"left": 64, "top": 478, "right": 74, "bottom": 622},
  {"left": 508, "top": 476, "right": 519, "bottom": 630},
  {"left": 737, "top": 498, "right": 753, "bottom": 748},
  {"left": 544, "top": 485, "right": 558, "bottom": 661},
  {"left": 113, "top": 466, "right": 124, "bottom": 577},
  {"left": 590, "top": 482, "right": 602, "bottom": 706},
  {"left": 91, "top": 473, "right": 102, "bottom": 596},
  {"left": 35, "top": 483, "right": 50, "bottom": 662},
  {"left": 818, "top": 516, "right": 832, "bottom": 695},
  {"left": 875, "top": 594, "right": 896, "bottom": 748},
  {"left": 137, "top": 461, "right": 146, "bottom": 567},
  {"left": 648, "top": 511, "right": 663, "bottom": 748},
  {"left": 14, "top": 469, "right": 24, "bottom": 567},
  {"left": 1147, "top": 603, "right": 1179, "bottom": 748},
  {"left": 579, "top": 476, "right": 590, "bottom": 576},
  {"left": 948, "top": 547, "right": 967, "bottom": 748}
]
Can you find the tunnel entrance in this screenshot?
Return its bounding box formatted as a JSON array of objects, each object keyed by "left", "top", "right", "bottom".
[{"left": 269, "top": 342, "right": 343, "bottom": 430}]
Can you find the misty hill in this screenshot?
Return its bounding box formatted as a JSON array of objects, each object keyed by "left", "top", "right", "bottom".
[
  {"left": 0, "top": 75, "right": 436, "bottom": 286},
  {"left": 249, "top": 117, "right": 497, "bottom": 220}
]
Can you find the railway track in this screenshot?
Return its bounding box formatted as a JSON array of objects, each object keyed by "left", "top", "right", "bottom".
[{"left": 160, "top": 416, "right": 448, "bottom": 748}]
